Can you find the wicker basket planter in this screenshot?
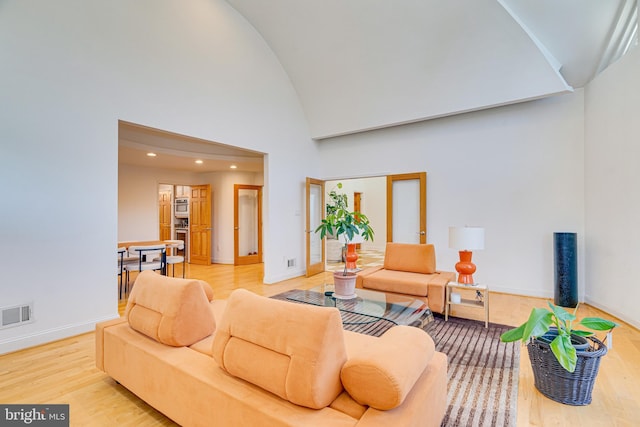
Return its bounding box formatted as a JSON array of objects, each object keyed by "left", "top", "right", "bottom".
[{"left": 527, "top": 335, "right": 608, "bottom": 405}]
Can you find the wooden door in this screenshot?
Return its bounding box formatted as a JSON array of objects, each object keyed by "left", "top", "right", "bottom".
[
  {"left": 234, "top": 185, "right": 263, "bottom": 266},
  {"left": 353, "top": 192, "right": 362, "bottom": 249},
  {"left": 190, "top": 184, "right": 211, "bottom": 265},
  {"left": 159, "top": 190, "right": 172, "bottom": 241},
  {"left": 386, "top": 172, "right": 427, "bottom": 243},
  {"left": 306, "top": 178, "right": 325, "bottom": 277}
]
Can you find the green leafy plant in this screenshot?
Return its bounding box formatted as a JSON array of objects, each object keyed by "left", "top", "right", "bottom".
[
  {"left": 500, "top": 302, "right": 617, "bottom": 372},
  {"left": 315, "top": 183, "right": 374, "bottom": 275}
]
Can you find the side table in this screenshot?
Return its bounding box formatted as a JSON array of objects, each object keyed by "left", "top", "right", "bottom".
[{"left": 445, "top": 282, "right": 489, "bottom": 328}]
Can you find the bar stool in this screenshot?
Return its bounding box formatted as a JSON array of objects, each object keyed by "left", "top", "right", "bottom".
[
  {"left": 163, "top": 240, "right": 186, "bottom": 278},
  {"left": 124, "top": 244, "right": 167, "bottom": 291}
]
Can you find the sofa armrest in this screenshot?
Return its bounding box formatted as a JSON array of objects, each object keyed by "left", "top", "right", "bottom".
[
  {"left": 341, "top": 326, "right": 435, "bottom": 410},
  {"left": 95, "top": 316, "right": 127, "bottom": 371},
  {"left": 356, "top": 266, "right": 383, "bottom": 289},
  {"left": 355, "top": 352, "right": 448, "bottom": 427},
  {"left": 426, "top": 271, "right": 456, "bottom": 314}
]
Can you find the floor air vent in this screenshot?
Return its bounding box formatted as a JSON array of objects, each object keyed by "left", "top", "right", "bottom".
[{"left": 1, "top": 304, "right": 32, "bottom": 329}]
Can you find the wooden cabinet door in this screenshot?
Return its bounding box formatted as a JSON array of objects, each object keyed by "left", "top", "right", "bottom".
[
  {"left": 190, "top": 184, "right": 211, "bottom": 265},
  {"left": 159, "top": 190, "right": 172, "bottom": 241}
]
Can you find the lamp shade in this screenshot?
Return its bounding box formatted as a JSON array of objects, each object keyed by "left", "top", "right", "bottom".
[{"left": 449, "top": 226, "right": 485, "bottom": 251}]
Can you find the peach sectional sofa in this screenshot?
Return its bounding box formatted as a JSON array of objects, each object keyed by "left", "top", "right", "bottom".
[
  {"left": 356, "top": 243, "right": 456, "bottom": 314},
  {"left": 96, "top": 271, "right": 448, "bottom": 426}
]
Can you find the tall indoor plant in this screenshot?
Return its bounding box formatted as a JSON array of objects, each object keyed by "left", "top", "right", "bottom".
[
  {"left": 500, "top": 302, "right": 617, "bottom": 405},
  {"left": 315, "top": 183, "right": 374, "bottom": 298}
]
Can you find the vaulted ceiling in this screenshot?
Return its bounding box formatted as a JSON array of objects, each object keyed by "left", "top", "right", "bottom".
[
  {"left": 119, "top": 0, "right": 637, "bottom": 171},
  {"left": 227, "top": 0, "right": 637, "bottom": 139}
]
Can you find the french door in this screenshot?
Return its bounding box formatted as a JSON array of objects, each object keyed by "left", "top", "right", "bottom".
[
  {"left": 305, "top": 178, "right": 325, "bottom": 277},
  {"left": 234, "top": 184, "right": 263, "bottom": 265},
  {"left": 386, "top": 172, "right": 427, "bottom": 243}
]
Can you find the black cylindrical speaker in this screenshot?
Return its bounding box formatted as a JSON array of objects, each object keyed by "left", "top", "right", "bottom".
[{"left": 554, "top": 232, "right": 578, "bottom": 308}]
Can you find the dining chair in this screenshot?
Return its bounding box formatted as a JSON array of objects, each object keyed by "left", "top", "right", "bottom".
[
  {"left": 163, "top": 240, "right": 186, "bottom": 278},
  {"left": 124, "top": 244, "right": 167, "bottom": 289}
]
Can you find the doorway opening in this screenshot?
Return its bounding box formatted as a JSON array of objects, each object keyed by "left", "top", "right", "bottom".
[
  {"left": 306, "top": 172, "right": 427, "bottom": 276},
  {"left": 118, "top": 120, "right": 265, "bottom": 270},
  {"left": 234, "top": 184, "right": 263, "bottom": 265}
]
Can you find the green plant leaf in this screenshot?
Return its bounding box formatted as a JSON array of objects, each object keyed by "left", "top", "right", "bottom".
[
  {"left": 521, "top": 308, "right": 554, "bottom": 342},
  {"left": 579, "top": 317, "right": 618, "bottom": 331},
  {"left": 550, "top": 334, "right": 577, "bottom": 372},
  {"left": 571, "top": 329, "right": 594, "bottom": 337},
  {"left": 315, "top": 184, "right": 375, "bottom": 244},
  {"left": 500, "top": 323, "right": 526, "bottom": 342},
  {"left": 548, "top": 302, "right": 576, "bottom": 323}
]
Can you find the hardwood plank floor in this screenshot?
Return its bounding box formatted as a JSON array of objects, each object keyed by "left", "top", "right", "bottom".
[{"left": 3, "top": 261, "right": 639, "bottom": 426}]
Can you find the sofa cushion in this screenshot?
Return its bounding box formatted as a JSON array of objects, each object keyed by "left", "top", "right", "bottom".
[
  {"left": 212, "top": 289, "right": 347, "bottom": 410},
  {"left": 384, "top": 242, "right": 436, "bottom": 274},
  {"left": 362, "top": 269, "right": 433, "bottom": 297},
  {"left": 341, "top": 326, "right": 435, "bottom": 410},
  {"left": 125, "top": 270, "right": 216, "bottom": 347}
]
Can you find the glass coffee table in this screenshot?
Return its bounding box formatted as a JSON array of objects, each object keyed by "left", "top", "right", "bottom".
[{"left": 285, "top": 284, "right": 433, "bottom": 329}]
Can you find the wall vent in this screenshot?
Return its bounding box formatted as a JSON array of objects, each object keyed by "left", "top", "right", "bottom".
[
  {"left": 287, "top": 258, "right": 296, "bottom": 268},
  {"left": 1, "top": 303, "right": 33, "bottom": 329}
]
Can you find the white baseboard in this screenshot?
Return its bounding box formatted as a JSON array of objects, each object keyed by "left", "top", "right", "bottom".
[
  {"left": 211, "top": 257, "right": 233, "bottom": 264},
  {"left": 0, "top": 313, "right": 119, "bottom": 356},
  {"left": 584, "top": 297, "right": 640, "bottom": 330},
  {"left": 487, "top": 285, "right": 552, "bottom": 299},
  {"left": 263, "top": 269, "right": 305, "bottom": 284}
]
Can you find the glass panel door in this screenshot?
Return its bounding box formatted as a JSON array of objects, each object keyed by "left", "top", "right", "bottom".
[
  {"left": 306, "top": 178, "right": 325, "bottom": 276},
  {"left": 234, "top": 185, "right": 262, "bottom": 265},
  {"left": 387, "top": 172, "right": 427, "bottom": 243}
]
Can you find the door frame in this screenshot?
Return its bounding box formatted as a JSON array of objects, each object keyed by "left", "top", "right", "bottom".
[
  {"left": 234, "top": 184, "right": 263, "bottom": 266},
  {"left": 305, "top": 178, "right": 325, "bottom": 277},
  {"left": 386, "top": 172, "right": 427, "bottom": 243}
]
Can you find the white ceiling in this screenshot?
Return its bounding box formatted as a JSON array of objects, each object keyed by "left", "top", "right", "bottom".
[
  {"left": 119, "top": 1, "right": 637, "bottom": 166},
  {"left": 226, "top": 0, "right": 637, "bottom": 138},
  {"left": 118, "top": 121, "right": 264, "bottom": 173},
  {"left": 501, "top": 0, "right": 638, "bottom": 87}
]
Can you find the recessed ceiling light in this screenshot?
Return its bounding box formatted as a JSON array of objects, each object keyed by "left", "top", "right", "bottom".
[
  {"left": 230, "top": 164, "right": 237, "bottom": 169},
  {"left": 195, "top": 159, "right": 203, "bottom": 164},
  {"left": 146, "top": 152, "right": 157, "bottom": 157}
]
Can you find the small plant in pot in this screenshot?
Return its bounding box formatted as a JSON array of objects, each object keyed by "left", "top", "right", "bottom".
[
  {"left": 500, "top": 302, "right": 617, "bottom": 405},
  {"left": 315, "top": 183, "right": 374, "bottom": 299}
]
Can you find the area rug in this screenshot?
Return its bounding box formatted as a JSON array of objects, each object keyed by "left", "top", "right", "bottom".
[
  {"left": 272, "top": 291, "right": 519, "bottom": 427},
  {"left": 427, "top": 314, "right": 519, "bottom": 427}
]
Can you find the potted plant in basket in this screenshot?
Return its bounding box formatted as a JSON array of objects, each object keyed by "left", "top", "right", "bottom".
[
  {"left": 315, "top": 183, "right": 374, "bottom": 299},
  {"left": 500, "top": 302, "right": 617, "bottom": 405}
]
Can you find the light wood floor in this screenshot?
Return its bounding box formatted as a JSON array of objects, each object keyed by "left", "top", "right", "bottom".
[{"left": 2, "top": 261, "right": 639, "bottom": 426}]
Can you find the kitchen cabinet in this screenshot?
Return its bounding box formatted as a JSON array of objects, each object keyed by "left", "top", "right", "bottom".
[{"left": 175, "top": 185, "right": 190, "bottom": 198}]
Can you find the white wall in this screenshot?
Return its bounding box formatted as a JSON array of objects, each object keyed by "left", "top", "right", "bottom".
[
  {"left": 584, "top": 46, "right": 640, "bottom": 329},
  {"left": 318, "top": 93, "right": 586, "bottom": 299},
  {"left": 0, "top": 0, "right": 316, "bottom": 354}
]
